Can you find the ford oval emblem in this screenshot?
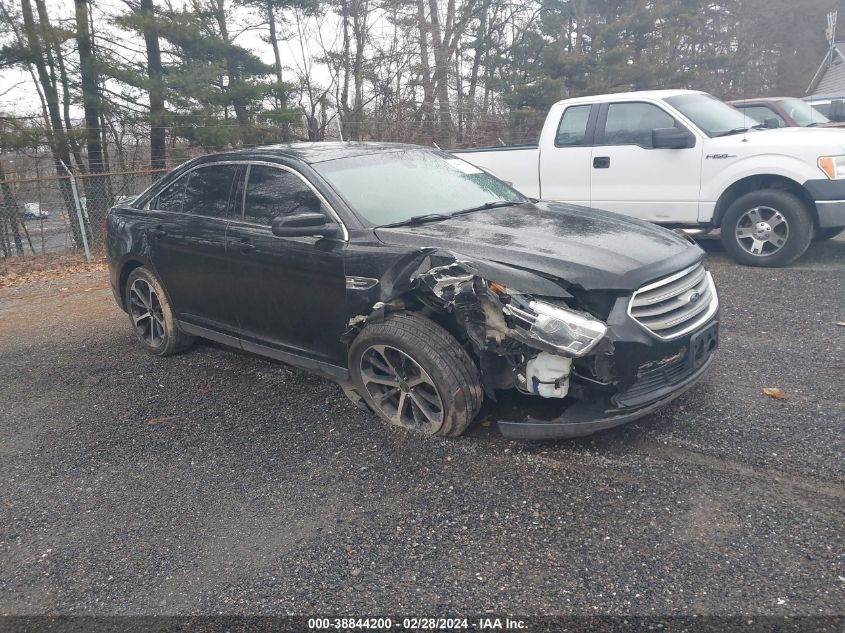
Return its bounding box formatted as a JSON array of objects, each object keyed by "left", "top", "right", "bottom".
[{"left": 687, "top": 291, "right": 701, "bottom": 305}]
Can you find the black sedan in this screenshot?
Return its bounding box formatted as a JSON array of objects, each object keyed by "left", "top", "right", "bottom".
[{"left": 106, "top": 143, "right": 719, "bottom": 439}]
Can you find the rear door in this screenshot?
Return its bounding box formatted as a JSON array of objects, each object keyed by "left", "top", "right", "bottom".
[
  {"left": 539, "top": 103, "right": 595, "bottom": 205},
  {"left": 146, "top": 163, "right": 240, "bottom": 332},
  {"left": 589, "top": 101, "right": 703, "bottom": 223},
  {"left": 225, "top": 163, "right": 348, "bottom": 366}
]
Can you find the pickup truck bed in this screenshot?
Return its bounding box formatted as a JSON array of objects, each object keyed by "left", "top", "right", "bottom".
[{"left": 455, "top": 145, "right": 540, "bottom": 197}]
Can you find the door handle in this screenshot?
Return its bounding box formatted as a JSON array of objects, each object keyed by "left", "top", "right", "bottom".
[
  {"left": 150, "top": 226, "right": 167, "bottom": 238},
  {"left": 231, "top": 238, "right": 256, "bottom": 254},
  {"left": 593, "top": 156, "right": 610, "bottom": 169}
]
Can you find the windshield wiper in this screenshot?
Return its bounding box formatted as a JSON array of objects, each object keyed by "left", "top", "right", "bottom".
[
  {"left": 378, "top": 213, "right": 453, "bottom": 228},
  {"left": 714, "top": 127, "right": 749, "bottom": 137},
  {"left": 451, "top": 200, "right": 519, "bottom": 216},
  {"left": 715, "top": 124, "right": 767, "bottom": 137},
  {"left": 377, "top": 201, "right": 519, "bottom": 228}
]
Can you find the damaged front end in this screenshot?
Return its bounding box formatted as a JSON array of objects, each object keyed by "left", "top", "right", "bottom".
[{"left": 344, "top": 252, "right": 718, "bottom": 440}]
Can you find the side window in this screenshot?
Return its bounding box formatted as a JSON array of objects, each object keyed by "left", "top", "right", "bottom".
[
  {"left": 603, "top": 102, "right": 676, "bottom": 148},
  {"left": 243, "top": 165, "right": 323, "bottom": 225},
  {"left": 738, "top": 105, "right": 785, "bottom": 127},
  {"left": 152, "top": 175, "right": 187, "bottom": 213},
  {"left": 182, "top": 164, "right": 239, "bottom": 218},
  {"left": 555, "top": 105, "right": 592, "bottom": 146}
]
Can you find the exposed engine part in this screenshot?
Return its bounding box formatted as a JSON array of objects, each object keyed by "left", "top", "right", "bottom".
[
  {"left": 518, "top": 352, "right": 572, "bottom": 398},
  {"left": 345, "top": 257, "right": 611, "bottom": 404},
  {"left": 420, "top": 262, "right": 475, "bottom": 298}
]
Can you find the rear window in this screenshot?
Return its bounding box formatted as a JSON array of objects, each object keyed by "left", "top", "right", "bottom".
[
  {"left": 152, "top": 176, "right": 187, "bottom": 213},
  {"left": 182, "top": 165, "right": 239, "bottom": 218},
  {"left": 555, "top": 105, "right": 591, "bottom": 146}
]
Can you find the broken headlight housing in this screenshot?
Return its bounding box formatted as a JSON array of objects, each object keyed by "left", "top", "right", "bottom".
[{"left": 503, "top": 295, "right": 608, "bottom": 357}]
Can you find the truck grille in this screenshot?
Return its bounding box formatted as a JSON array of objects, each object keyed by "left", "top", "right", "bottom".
[{"left": 628, "top": 263, "right": 718, "bottom": 339}]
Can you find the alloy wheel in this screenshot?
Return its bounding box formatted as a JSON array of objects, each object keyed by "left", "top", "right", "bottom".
[
  {"left": 735, "top": 206, "right": 789, "bottom": 256},
  {"left": 359, "top": 344, "right": 444, "bottom": 433},
  {"left": 129, "top": 278, "right": 166, "bottom": 347}
]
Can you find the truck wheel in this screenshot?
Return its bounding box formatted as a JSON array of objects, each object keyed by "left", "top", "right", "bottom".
[
  {"left": 720, "top": 190, "right": 813, "bottom": 267},
  {"left": 814, "top": 227, "right": 844, "bottom": 241},
  {"left": 349, "top": 312, "right": 483, "bottom": 437},
  {"left": 125, "top": 267, "right": 195, "bottom": 356}
]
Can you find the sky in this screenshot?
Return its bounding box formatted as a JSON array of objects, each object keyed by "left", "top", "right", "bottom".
[{"left": 0, "top": 0, "right": 343, "bottom": 118}]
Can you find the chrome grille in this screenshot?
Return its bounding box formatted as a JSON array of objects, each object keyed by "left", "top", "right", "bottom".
[{"left": 628, "top": 263, "right": 718, "bottom": 339}]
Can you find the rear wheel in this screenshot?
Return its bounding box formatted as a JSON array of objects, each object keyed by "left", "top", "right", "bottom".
[
  {"left": 720, "top": 189, "right": 813, "bottom": 267},
  {"left": 814, "top": 227, "right": 845, "bottom": 241},
  {"left": 349, "top": 312, "right": 482, "bottom": 437},
  {"left": 125, "top": 266, "right": 195, "bottom": 356}
]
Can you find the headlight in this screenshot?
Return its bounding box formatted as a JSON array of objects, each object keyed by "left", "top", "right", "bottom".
[
  {"left": 818, "top": 155, "right": 845, "bottom": 179},
  {"left": 503, "top": 296, "right": 608, "bottom": 357}
]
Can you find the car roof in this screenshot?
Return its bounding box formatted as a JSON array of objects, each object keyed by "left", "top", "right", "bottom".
[
  {"left": 554, "top": 89, "right": 705, "bottom": 106},
  {"left": 193, "top": 142, "right": 427, "bottom": 166},
  {"left": 803, "top": 94, "right": 845, "bottom": 102},
  {"left": 728, "top": 97, "right": 793, "bottom": 105}
]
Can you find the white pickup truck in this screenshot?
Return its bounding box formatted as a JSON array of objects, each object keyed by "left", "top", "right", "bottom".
[{"left": 454, "top": 89, "right": 845, "bottom": 267}]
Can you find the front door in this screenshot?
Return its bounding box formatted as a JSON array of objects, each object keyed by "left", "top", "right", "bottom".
[
  {"left": 225, "top": 163, "right": 347, "bottom": 366},
  {"left": 146, "top": 163, "right": 239, "bottom": 331},
  {"left": 589, "top": 101, "right": 703, "bottom": 223}
]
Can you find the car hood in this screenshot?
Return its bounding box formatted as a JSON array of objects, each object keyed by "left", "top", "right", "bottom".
[
  {"left": 373, "top": 202, "right": 703, "bottom": 292},
  {"left": 710, "top": 126, "right": 845, "bottom": 152}
]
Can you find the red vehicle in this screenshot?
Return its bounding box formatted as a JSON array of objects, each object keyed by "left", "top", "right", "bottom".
[{"left": 728, "top": 97, "right": 845, "bottom": 129}]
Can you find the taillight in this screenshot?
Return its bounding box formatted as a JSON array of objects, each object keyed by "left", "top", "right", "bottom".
[{"left": 102, "top": 212, "right": 110, "bottom": 236}]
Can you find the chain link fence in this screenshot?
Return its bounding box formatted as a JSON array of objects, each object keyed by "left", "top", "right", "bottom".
[
  {"left": 0, "top": 109, "right": 546, "bottom": 262},
  {"left": 0, "top": 166, "right": 166, "bottom": 260}
]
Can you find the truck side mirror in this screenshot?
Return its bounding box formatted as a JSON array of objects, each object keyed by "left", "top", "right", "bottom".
[
  {"left": 829, "top": 100, "right": 845, "bottom": 122},
  {"left": 652, "top": 127, "right": 695, "bottom": 149},
  {"left": 763, "top": 117, "right": 782, "bottom": 129}
]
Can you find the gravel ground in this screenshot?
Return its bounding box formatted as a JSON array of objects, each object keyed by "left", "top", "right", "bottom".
[{"left": 0, "top": 236, "right": 843, "bottom": 618}]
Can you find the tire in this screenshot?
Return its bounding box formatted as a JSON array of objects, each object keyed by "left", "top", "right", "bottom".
[
  {"left": 125, "top": 266, "right": 195, "bottom": 356},
  {"left": 720, "top": 189, "right": 813, "bottom": 267},
  {"left": 349, "top": 312, "right": 483, "bottom": 437},
  {"left": 814, "top": 227, "right": 845, "bottom": 241}
]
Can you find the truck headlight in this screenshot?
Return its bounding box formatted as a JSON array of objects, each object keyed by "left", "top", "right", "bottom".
[
  {"left": 502, "top": 296, "right": 608, "bottom": 357},
  {"left": 818, "top": 155, "right": 845, "bottom": 179}
]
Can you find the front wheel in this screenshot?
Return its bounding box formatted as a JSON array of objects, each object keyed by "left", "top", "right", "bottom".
[
  {"left": 349, "top": 312, "right": 483, "bottom": 437},
  {"left": 720, "top": 189, "right": 813, "bottom": 267}
]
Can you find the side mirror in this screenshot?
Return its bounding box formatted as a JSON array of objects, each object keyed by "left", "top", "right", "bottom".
[
  {"left": 271, "top": 212, "right": 340, "bottom": 238},
  {"left": 829, "top": 100, "right": 845, "bottom": 122},
  {"left": 652, "top": 127, "right": 695, "bottom": 149},
  {"left": 763, "top": 117, "right": 782, "bottom": 129}
]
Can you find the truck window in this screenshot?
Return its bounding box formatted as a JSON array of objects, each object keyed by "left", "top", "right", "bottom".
[
  {"left": 555, "top": 105, "right": 592, "bottom": 146},
  {"left": 603, "top": 102, "right": 675, "bottom": 148},
  {"left": 737, "top": 105, "right": 785, "bottom": 127}
]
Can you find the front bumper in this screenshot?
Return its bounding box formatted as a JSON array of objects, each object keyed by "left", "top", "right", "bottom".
[
  {"left": 497, "top": 352, "right": 714, "bottom": 439},
  {"left": 803, "top": 179, "right": 845, "bottom": 228},
  {"left": 496, "top": 301, "right": 719, "bottom": 439}
]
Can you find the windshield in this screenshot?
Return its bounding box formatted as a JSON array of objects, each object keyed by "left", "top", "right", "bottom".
[
  {"left": 664, "top": 93, "right": 761, "bottom": 137},
  {"left": 313, "top": 149, "right": 525, "bottom": 226},
  {"left": 778, "top": 98, "right": 830, "bottom": 126}
]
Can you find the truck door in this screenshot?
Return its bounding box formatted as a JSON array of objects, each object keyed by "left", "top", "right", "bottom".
[
  {"left": 539, "top": 103, "right": 595, "bottom": 205},
  {"left": 589, "top": 101, "right": 703, "bottom": 223}
]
